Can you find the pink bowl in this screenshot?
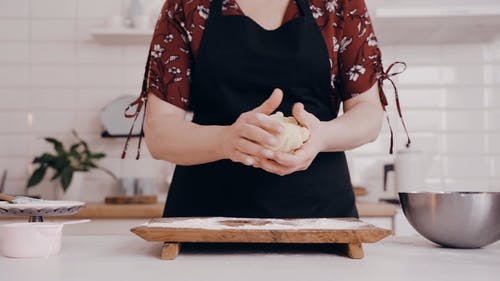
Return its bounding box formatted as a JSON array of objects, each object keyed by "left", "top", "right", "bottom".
[{"left": 0, "top": 222, "right": 63, "bottom": 258}]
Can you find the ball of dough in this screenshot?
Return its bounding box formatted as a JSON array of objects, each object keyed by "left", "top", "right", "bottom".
[{"left": 268, "top": 111, "right": 310, "bottom": 152}]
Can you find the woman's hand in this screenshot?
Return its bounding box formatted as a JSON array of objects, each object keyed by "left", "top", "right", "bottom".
[
  {"left": 220, "top": 89, "right": 285, "bottom": 166},
  {"left": 257, "top": 103, "right": 325, "bottom": 176}
]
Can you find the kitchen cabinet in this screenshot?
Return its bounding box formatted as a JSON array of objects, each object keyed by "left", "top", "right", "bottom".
[
  {"left": 0, "top": 202, "right": 400, "bottom": 235},
  {"left": 0, "top": 235, "right": 498, "bottom": 281}
]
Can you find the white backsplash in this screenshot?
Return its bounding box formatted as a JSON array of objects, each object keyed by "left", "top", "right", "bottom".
[{"left": 0, "top": 0, "right": 499, "bottom": 201}]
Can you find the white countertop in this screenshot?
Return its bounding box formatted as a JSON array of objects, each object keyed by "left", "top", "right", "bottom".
[{"left": 0, "top": 235, "right": 498, "bottom": 281}]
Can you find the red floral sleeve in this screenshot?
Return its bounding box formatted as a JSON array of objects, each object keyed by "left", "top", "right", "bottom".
[
  {"left": 336, "top": 0, "right": 385, "bottom": 105},
  {"left": 147, "top": 0, "right": 191, "bottom": 110}
]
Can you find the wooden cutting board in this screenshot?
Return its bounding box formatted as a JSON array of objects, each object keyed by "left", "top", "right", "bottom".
[{"left": 131, "top": 217, "right": 391, "bottom": 260}]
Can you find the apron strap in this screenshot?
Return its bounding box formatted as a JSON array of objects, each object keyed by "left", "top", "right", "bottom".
[
  {"left": 210, "top": 0, "right": 223, "bottom": 18},
  {"left": 295, "top": 0, "right": 310, "bottom": 18}
]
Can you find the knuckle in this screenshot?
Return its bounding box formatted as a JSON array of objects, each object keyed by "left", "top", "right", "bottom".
[
  {"left": 230, "top": 153, "right": 239, "bottom": 162},
  {"left": 236, "top": 138, "right": 246, "bottom": 149}
]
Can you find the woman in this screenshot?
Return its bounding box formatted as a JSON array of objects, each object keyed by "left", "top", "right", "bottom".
[{"left": 123, "top": 0, "right": 407, "bottom": 218}]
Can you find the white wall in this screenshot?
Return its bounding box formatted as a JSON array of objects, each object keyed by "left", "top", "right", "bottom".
[
  {"left": 0, "top": 0, "right": 172, "bottom": 201},
  {"left": 350, "top": 41, "right": 500, "bottom": 199},
  {"left": 0, "top": 0, "right": 499, "bottom": 202}
]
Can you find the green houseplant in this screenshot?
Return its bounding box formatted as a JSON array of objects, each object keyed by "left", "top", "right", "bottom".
[{"left": 27, "top": 130, "right": 117, "bottom": 192}]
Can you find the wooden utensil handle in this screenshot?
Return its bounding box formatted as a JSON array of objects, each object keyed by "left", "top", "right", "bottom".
[{"left": 0, "top": 194, "right": 14, "bottom": 203}]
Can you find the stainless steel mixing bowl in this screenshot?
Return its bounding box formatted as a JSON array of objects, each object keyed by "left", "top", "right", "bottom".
[{"left": 399, "top": 192, "right": 500, "bottom": 248}]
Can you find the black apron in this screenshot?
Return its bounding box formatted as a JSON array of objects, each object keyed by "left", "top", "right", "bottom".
[{"left": 163, "top": 0, "right": 358, "bottom": 218}]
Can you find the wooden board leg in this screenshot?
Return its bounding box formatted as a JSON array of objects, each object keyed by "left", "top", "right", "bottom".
[
  {"left": 161, "top": 243, "right": 181, "bottom": 260},
  {"left": 345, "top": 243, "right": 364, "bottom": 259}
]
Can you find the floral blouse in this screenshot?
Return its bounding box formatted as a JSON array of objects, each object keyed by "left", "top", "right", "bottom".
[{"left": 146, "top": 0, "right": 388, "bottom": 111}]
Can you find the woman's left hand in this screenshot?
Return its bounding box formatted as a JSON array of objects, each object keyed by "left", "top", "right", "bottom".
[{"left": 255, "top": 103, "right": 325, "bottom": 176}]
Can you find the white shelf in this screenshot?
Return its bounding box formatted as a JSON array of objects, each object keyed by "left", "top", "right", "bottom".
[
  {"left": 90, "top": 28, "right": 153, "bottom": 44},
  {"left": 373, "top": 13, "right": 500, "bottom": 45},
  {"left": 369, "top": 3, "right": 500, "bottom": 45},
  {"left": 89, "top": 8, "right": 500, "bottom": 45}
]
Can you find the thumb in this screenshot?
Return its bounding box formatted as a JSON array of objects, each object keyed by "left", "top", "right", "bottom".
[
  {"left": 292, "top": 102, "right": 316, "bottom": 128},
  {"left": 253, "top": 88, "right": 283, "bottom": 115}
]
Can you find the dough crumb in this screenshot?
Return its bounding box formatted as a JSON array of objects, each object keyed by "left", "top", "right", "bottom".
[{"left": 268, "top": 111, "right": 310, "bottom": 152}]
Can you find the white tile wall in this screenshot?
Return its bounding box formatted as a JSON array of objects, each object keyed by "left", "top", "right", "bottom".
[
  {"left": 0, "top": 42, "right": 30, "bottom": 63},
  {"left": 445, "top": 111, "right": 485, "bottom": 132},
  {"left": 0, "top": 0, "right": 30, "bottom": 19},
  {"left": 0, "top": 65, "right": 30, "bottom": 87},
  {"left": 486, "top": 87, "right": 500, "bottom": 108},
  {"left": 445, "top": 133, "right": 486, "bottom": 155},
  {"left": 0, "top": 89, "right": 28, "bottom": 109},
  {"left": 30, "top": 20, "right": 76, "bottom": 41},
  {"left": 31, "top": 42, "right": 76, "bottom": 64},
  {"left": 350, "top": 40, "right": 500, "bottom": 193},
  {"left": 445, "top": 87, "right": 484, "bottom": 109},
  {"left": 31, "top": 0, "right": 77, "bottom": 19},
  {"left": 487, "top": 110, "right": 500, "bottom": 130},
  {"left": 0, "top": 0, "right": 171, "bottom": 201},
  {"left": 28, "top": 89, "right": 76, "bottom": 109},
  {"left": 0, "top": 20, "right": 29, "bottom": 40},
  {"left": 0, "top": 0, "right": 499, "bottom": 202}
]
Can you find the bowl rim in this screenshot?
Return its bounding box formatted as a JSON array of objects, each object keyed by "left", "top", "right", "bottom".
[{"left": 399, "top": 191, "right": 500, "bottom": 195}]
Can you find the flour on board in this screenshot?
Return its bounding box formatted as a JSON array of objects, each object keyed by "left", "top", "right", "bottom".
[{"left": 143, "top": 217, "right": 369, "bottom": 230}]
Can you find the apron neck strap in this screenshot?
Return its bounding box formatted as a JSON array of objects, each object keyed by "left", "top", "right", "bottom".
[
  {"left": 210, "top": 0, "right": 224, "bottom": 18},
  {"left": 295, "top": 0, "right": 310, "bottom": 17}
]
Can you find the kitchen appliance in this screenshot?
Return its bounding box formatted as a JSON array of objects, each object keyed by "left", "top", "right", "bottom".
[
  {"left": 0, "top": 220, "right": 90, "bottom": 258},
  {"left": 101, "top": 95, "right": 144, "bottom": 137},
  {"left": 131, "top": 217, "right": 392, "bottom": 260},
  {"left": 382, "top": 147, "right": 429, "bottom": 203},
  {"left": 0, "top": 170, "right": 6, "bottom": 193},
  {"left": 399, "top": 192, "right": 500, "bottom": 248}
]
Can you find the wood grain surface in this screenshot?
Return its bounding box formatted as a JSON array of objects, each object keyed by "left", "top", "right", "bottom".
[
  {"left": 131, "top": 217, "right": 392, "bottom": 244},
  {"left": 104, "top": 195, "right": 157, "bottom": 204},
  {"left": 131, "top": 217, "right": 392, "bottom": 259}
]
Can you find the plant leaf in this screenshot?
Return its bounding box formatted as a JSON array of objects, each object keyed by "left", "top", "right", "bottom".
[
  {"left": 45, "top": 137, "right": 66, "bottom": 156},
  {"left": 53, "top": 157, "right": 70, "bottom": 171},
  {"left": 27, "top": 165, "right": 47, "bottom": 188},
  {"left": 60, "top": 166, "right": 74, "bottom": 191},
  {"left": 69, "top": 143, "right": 80, "bottom": 154},
  {"left": 33, "top": 153, "right": 56, "bottom": 164},
  {"left": 91, "top": 153, "right": 106, "bottom": 159},
  {"left": 50, "top": 169, "right": 62, "bottom": 180},
  {"left": 79, "top": 139, "right": 89, "bottom": 152}
]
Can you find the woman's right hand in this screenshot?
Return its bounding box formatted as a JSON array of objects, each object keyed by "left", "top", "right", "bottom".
[{"left": 220, "top": 89, "right": 285, "bottom": 166}]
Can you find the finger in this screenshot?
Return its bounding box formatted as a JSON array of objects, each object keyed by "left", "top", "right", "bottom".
[
  {"left": 292, "top": 102, "right": 316, "bottom": 128},
  {"left": 232, "top": 150, "right": 257, "bottom": 166},
  {"left": 272, "top": 150, "right": 302, "bottom": 167},
  {"left": 236, "top": 139, "right": 275, "bottom": 159},
  {"left": 240, "top": 124, "right": 279, "bottom": 148},
  {"left": 253, "top": 88, "right": 283, "bottom": 115},
  {"left": 248, "top": 112, "right": 285, "bottom": 135},
  {"left": 258, "top": 158, "right": 292, "bottom": 176}
]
